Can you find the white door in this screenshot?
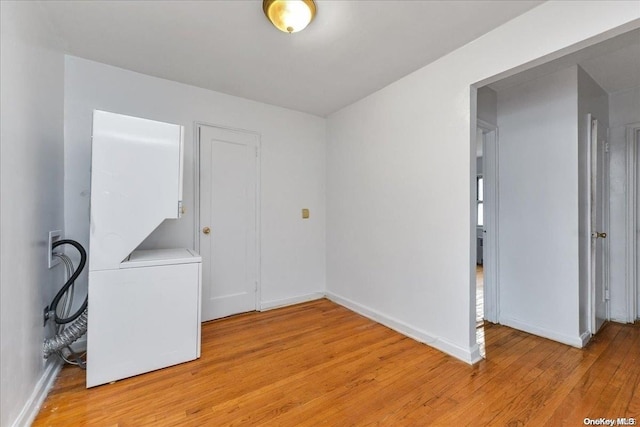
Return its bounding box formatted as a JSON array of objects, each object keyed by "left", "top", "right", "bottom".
[
  {"left": 199, "top": 125, "right": 258, "bottom": 321},
  {"left": 590, "top": 115, "right": 609, "bottom": 333}
]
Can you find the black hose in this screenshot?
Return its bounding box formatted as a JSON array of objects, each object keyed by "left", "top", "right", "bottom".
[{"left": 49, "top": 239, "right": 87, "bottom": 324}]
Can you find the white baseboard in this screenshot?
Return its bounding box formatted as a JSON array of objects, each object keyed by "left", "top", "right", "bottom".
[
  {"left": 326, "top": 291, "right": 480, "bottom": 364},
  {"left": 260, "top": 292, "right": 325, "bottom": 311},
  {"left": 11, "top": 358, "right": 61, "bottom": 427},
  {"left": 610, "top": 315, "right": 636, "bottom": 324},
  {"left": 499, "top": 316, "right": 585, "bottom": 348},
  {"left": 467, "top": 342, "right": 483, "bottom": 364},
  {"left": 580, "top": 331, "right": 592, "bottom": 347}
]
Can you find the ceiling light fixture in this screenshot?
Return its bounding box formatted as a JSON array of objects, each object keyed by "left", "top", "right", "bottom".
[{"left": 263, "top": 0, "right": 316, "bottom": 34}]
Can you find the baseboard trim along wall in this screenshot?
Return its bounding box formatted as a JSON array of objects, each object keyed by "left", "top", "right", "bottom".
[
  {"left": 260, "top": 292, "right": 325, "bottom": 311},
  {"left": 326, "top": 291, "right": 482, "bottom": 364},
  {"left": 580, "top": 331, "right": 592, "bottom": 347},
  {"left": 11, "top": 359, "right": 62, "bottom": 427},
  {"left": 499, "top": 316, "right": 586, "bottom": 348}
]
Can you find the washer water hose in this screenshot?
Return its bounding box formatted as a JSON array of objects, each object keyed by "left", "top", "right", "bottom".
[
  {"left": 46, "top": 239, "right": 87, "bottom": 324},
  {"left": 43, "top": 239, "right": 88, "bottom": 362},
  {"left": 43, "top": 309, "right": 88, "bottom": 358}
]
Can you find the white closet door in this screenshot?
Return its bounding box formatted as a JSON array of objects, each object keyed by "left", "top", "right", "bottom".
[{"left": 199, "top": 125, "right": 258, "bottom": 321}]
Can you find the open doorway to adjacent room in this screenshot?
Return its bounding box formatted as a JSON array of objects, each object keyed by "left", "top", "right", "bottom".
[
  {"left": 472, "top": 28, "right": 640, "bottom": 354},
  {"left": 474, "top": 115, "right": 498, "bottom": 358}
]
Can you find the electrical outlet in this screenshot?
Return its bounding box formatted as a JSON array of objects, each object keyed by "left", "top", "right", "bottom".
[
  {"left": 43, "top": 305, "right": 50, "bottom": 326},
  {"left": 48, "top": 230, "right": 62, "bottom": 269}
]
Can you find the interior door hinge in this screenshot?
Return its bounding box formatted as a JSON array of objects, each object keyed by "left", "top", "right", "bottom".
[
  {"left": 605, "top": 142, "right": 610, "bottom": 153},
  {"left": 255, "top": 281, "right": 258, "bottom": 292},
  {"left": 605, "top": 289, "right": 610, "bottom": 300}
]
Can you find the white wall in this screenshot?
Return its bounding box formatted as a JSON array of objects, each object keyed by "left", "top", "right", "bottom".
[
  {"left": 497, "top": 66, "right": 583, "bottom": 344},
  {"left": 326, "top": 1, "right": 640, "bottom": 363},
  {"left": 609, "top": 86, "right": 640, "bottom": 321},
  {"left": 64, "top": 57, "right": 326, "bottom": 310},
  {"left": 0, "top": 2, "right": 65, "bottom": 426},
  {"left": 478, "top": 86, "right": 497, "bottom": 126}
]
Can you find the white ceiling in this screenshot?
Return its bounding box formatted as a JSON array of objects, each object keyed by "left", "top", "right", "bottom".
[
  {"left": 489, "top": 28, "right": 640, "bottom": 94},
  {"left": 40, "top": 0, "right": 543, "bottom": 117}
]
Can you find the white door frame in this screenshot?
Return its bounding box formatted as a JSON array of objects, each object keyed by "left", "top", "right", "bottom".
[
  {"left": 478, "top": 119, "right": 500, "bottom": 324},
  {"left": 587, "top": 114, "right": 611, "bottom": 334},
  {"left": 625, "top": 122, "right": 640, "bottom": 321},
  {"left": 193, "top": 122, "right": 262, "bottom": 312}
]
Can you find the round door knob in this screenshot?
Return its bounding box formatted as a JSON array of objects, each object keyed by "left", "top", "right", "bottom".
[
  {"left": 202, "top": 226, "right": 211, "bottom": 235},
  {"left": 599, "top": 232, "right": 607, "bottom": 239}
]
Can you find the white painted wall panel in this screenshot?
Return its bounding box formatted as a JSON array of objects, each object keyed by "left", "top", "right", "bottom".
[
  {"left": 610, "top": 88, "right": 640, "bottom": 128},
  {"left": 477, "top": 87, "right": 497, "bottom": 126},
  {"left": 609, "top": 86, "right": 640, "bottom": 321},
  {"left": 497, "top": 66, "right": 580, "bottom": 342},
  {"left": 327, "top": 2, "right": 639, "bottom": 361},
  {"left": 0, "top": 2, "right": 64, "bottom": 425},
  {"left": 64, "top": 57, "right": 326, "bottom": 309}
]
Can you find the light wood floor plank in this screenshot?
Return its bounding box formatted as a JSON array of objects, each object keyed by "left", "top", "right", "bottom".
[{"left": 33, "top": 299, "right": 640, "bottom": 426}]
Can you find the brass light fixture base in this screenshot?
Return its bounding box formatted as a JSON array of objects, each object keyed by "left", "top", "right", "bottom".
[{"left": 263, "top": 0, "right": 317, "bottom": 34}]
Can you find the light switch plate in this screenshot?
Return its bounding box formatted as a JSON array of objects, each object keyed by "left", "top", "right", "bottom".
[{"left": 302, "top": 209, "right": 309, "bottom": 219}]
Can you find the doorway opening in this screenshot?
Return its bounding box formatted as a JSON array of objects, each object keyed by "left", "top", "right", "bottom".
[
  {"left": 475, "top": 118, "right": 498, "bottom": 357},
  {"left": 476, "top": 163, "right": 484, "bottom": 355},
  {"left": 471, "top": 28, "right": 639, "bottom": 350}
]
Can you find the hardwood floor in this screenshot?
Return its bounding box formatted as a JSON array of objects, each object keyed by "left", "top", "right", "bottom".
[
  {"left": 476, "top": 264, "right": 484, "bottom": 325},
  {"left": 34, "top": 299, "right": 640, "bottom": 426}
]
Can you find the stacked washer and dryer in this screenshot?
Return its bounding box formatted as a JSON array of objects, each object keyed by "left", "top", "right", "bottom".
[{"left": 87, "top": 110, "right": 202, "bottom": 388}]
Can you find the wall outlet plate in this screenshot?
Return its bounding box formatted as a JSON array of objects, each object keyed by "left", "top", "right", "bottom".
[{"left": 48, "top": 230, "right": 62, "bottom": 269}]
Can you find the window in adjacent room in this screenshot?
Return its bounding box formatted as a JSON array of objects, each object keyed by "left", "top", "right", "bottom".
[{"left": 477, "top": 176, "right": 484, "bottom": 227}]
